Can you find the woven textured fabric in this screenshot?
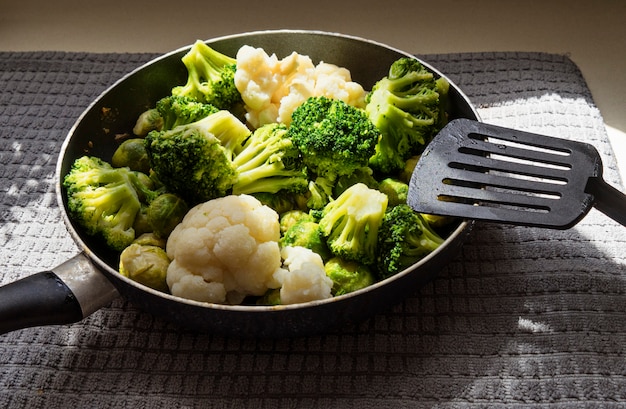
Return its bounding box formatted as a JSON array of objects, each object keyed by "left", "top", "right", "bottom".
[{"left": 0, "top": 51, "right": 625, "bottom": 408}]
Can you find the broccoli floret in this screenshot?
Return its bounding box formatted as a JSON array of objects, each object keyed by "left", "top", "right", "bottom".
[
  {"left": 279, "top": 209, "right": 314, "bottom": 234},
  {"left": 366, "top": 58, "right": 449, "bottom": 175},
  {"left": 231, "top": 123, "right": 308, "bottom": 196},
  {"left": 144, "top": 112, "right": 247, "bottom": 204},
  {"left": 63, "top": 156, "right": 159, "bottom": 251},
  {"left": 288, "top": 96, "right": 380, "bottom": 181},
  {"left": 333, "top": 166, "right": 379, "bottom": 197},
  {"left": 318, "top": 183, "right": 388, "bottom": 265},
  {"left": 377, "top": 177, "right": 408, "bottom": 207},
  {"left": 376, "top": 204, "right": 444, "bottom": 279},
  {"left": 324, "top": 257, "right": 375, "bottom": 296},
  {"left": 155, "top": 95, "right": 220, "bottom": 131},
  {"left": 306, "top": 176, "right": 335, "bottom": 210},
  {"left": 252, "top": 191, "right": 298, "bottom": 215},
  {"left": 172, "top": 40, "right": 242, "bottom": 111},
  {"left": 280, "top": 219, "right": 331, "bottom": 262}
]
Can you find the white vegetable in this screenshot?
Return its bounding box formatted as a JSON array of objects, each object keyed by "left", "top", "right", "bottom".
[
  {"left": 273, "top": 246, "right": 333, "bottom": 305},
  {"left": 165, "top": 194, "right": 283, "bottom": 304},
  {"left": 234, "top": 45, "right": 367, "bottom": 128}
]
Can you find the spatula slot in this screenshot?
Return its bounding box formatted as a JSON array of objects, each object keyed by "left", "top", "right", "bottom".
[{"left": 436, "top": 193, "right": 551, "bottom": 214}]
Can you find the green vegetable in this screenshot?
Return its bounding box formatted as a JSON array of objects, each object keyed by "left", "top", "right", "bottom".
[
  {"left": 119, "top": 243, "right": 170, "bottom": 292},
  {"left": 111, "top": 138, "right": 151, "bottom": 174},
  {"left": 376, "top": 204, "right": 444, "bottom": 279},
  {"left": 279, "top": 210, "right": 314, "bottom": 234},
  {"left": 333, "top": 166, "right": 379, "bottom": 197},
  {"left": 63, "top": 156, "right": 160, "bottom": 251},
  {"left": 144, "top": 110, "right": 250, "bottom": 204},
  {"left": 257, "top": 288, "right": 282, "bottom": 306},
  {"left": 171, "top": 40, "right": 243, "bottom": 111},
  {"left": 306, "top": 176, "right": 335, "bottom": 210},
  {"left": 324, "top": 257, "right": 375, "bottom": 296},
  {"left": 231, "top": 123, "right": 308, "bottom": 196},
  {"left": 133, "top": 108, "right": 164, "bottom": 137},
  {"left": 319, "top": 183, "right": 388, "bottom": 265},
  {"left": 146, "top": 193, "right": 189, "bottom": 239},
  {"left": 280, "top": 219, "right": 331, "bottom": 262},
  {"left": 377, "top": 177, "right": 408, "bottom": 207},
  {"left": 288, "top": 96, "right": 380, "bottom": 181},
  {"left": 156, "top": 95, "right": 220, "bottom": 131},
  {"left": 366, "top": 57, "right": 449, "bottom": 175},
  {"left": 398, "top": 154, "right": 420, "bottom": 184},
  {"left": 252, "top": 191, "right": 298, "bottom": 215},
  {"left": 133, "top": 232, "right": 167, "bottom": 248}
]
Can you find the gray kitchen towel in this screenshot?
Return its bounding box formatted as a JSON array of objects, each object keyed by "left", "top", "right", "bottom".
[{"left": 0, "top": 50, "right": 625, "bottom": 408}]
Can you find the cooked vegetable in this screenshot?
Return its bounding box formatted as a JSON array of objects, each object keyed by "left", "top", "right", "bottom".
[
  {"left": 165, "top": 194, "right": 283, "bottom": 304},
  {"left": 171, "top": 40, "right": 243, "bottom": 111},
  {"left": 333, "top": 166, "right": 379, "bottom": 197},
  {"left": 366, "top": 57, "right": 449, "bottom": 175},
  {"left": 231, "top": 123, "right": 308, "bottom": 195},
  {"left": 324, "top": 257, "right": 375, "bottom": 296},
  {"left": 156, "top": 95, "right": 220, "bottom": 131},
  {"left": 305, "top": 176, "right": 335, "bottom": 210},
  {"left": 234, "top": 45, "right": 367, "bottom": 128},
  {"left": 279, "top": 210, "right": 314, "bottom": 234},
  {"left": 376, "top": 204, "right": 444, "bottom": 279},
  {"left": 280, "top": 219, "right": 331, "bottom": 262},
  {"left": 146, "top": 193, "right": 189, "bottom": 239},
  {"left": 63, "top": 156, "right": 160, "bottom": 251},
  {"left": 288, "top": 96, "right": 380, "bottom": 181},
  {"left": 119, "top": 243, "right": 170, "bottom": 292},
  {"left": 111, "top": 138, "right": 151, "bottom": 173},
  {"left": 144, "top": 110, "right": 250, "bottom": 204},
  {"left": 272, "top": 246, "right": 333, "bottom": 305},
  {"left": 377, "top": 177, "right": 408, "bottom": 207},
  {"left": 319, "top": 183, "right": 388, "bottom": 265},
  {"left": 133, "top": 108, "right": 164, "bottom": 137}
]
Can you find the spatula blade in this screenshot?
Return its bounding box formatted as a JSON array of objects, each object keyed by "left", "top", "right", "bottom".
[{"left": 407, "top": 118, "right": 600, "bottom": 229}]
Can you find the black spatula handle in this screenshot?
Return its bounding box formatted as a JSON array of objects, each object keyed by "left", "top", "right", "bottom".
[{"left": 586, "top": 177, "right": 626, "bottom": 226}]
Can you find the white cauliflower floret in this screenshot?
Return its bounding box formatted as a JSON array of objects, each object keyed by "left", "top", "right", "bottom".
[
  {"left": 166, "top": 194, "right": 283, "bottom": 304},
  {"left": 234, "top": 45, "right": 367, "bottom": 128},
  {"left": 273, "top": 246, "right": 333, "bottom": 305}
]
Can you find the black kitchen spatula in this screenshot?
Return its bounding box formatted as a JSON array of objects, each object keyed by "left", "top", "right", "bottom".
[{"left": 408, "top": 118, "right": 626, "bottom": 229}]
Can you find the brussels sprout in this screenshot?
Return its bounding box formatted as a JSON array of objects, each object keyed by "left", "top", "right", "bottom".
[
  {"left": 133, "top": 108, "right": 163, "bottom": 137},
  {"left": 112, "top": 138, "right": 151, "bottom": 173},
  {"left": 324, "top": 257, "right": 375, "bottom": 296},
  {"left": 280, "top": 220, "right": 331, "bottom": 262},
  {"left": 279, "top": 210, "right": 313, "bottom": 234},
  {"left": 377, "top": 177, "right": 408, "bottom": 207},
  {"left": 399, "top": 154, "right": 420, "bottom": 184},
  {"left": 132, "top": 205, "right": 152, "bottom": 236},
  {"left": 257, "top": 288, "right": 282, "bottom": 306},
  {"left": 133, "top": 232, "right": 167, "bottom": 248},
  {"left": 119, "top": 243, "right": 170, "bottom": 292},
  {"left": 147, "top": 193, "right": 189, "bottom": 239}
]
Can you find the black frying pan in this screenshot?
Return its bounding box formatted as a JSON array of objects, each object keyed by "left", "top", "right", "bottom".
[{"left": 0, "top": 30, "right": 478, "bottom": 338}]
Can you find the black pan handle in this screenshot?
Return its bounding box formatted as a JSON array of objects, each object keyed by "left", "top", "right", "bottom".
[
  {"left": 587, "top": 177, "right": 626, "bottom": 226},
  {"left": 0, "top": 253, "right": 120, "bottom": 335}
]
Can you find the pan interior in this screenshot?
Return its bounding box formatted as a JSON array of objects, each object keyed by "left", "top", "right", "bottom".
[{"left": 56, "top": 30, "right": 478, "bottom": 311}]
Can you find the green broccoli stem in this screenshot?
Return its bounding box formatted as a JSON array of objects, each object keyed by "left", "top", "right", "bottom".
[
  {"left": 405, "top": 217, "right": 445, "bottom": 255},
  {"left": 232, "top": 167, "right": 307, "bottom": 195}
]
